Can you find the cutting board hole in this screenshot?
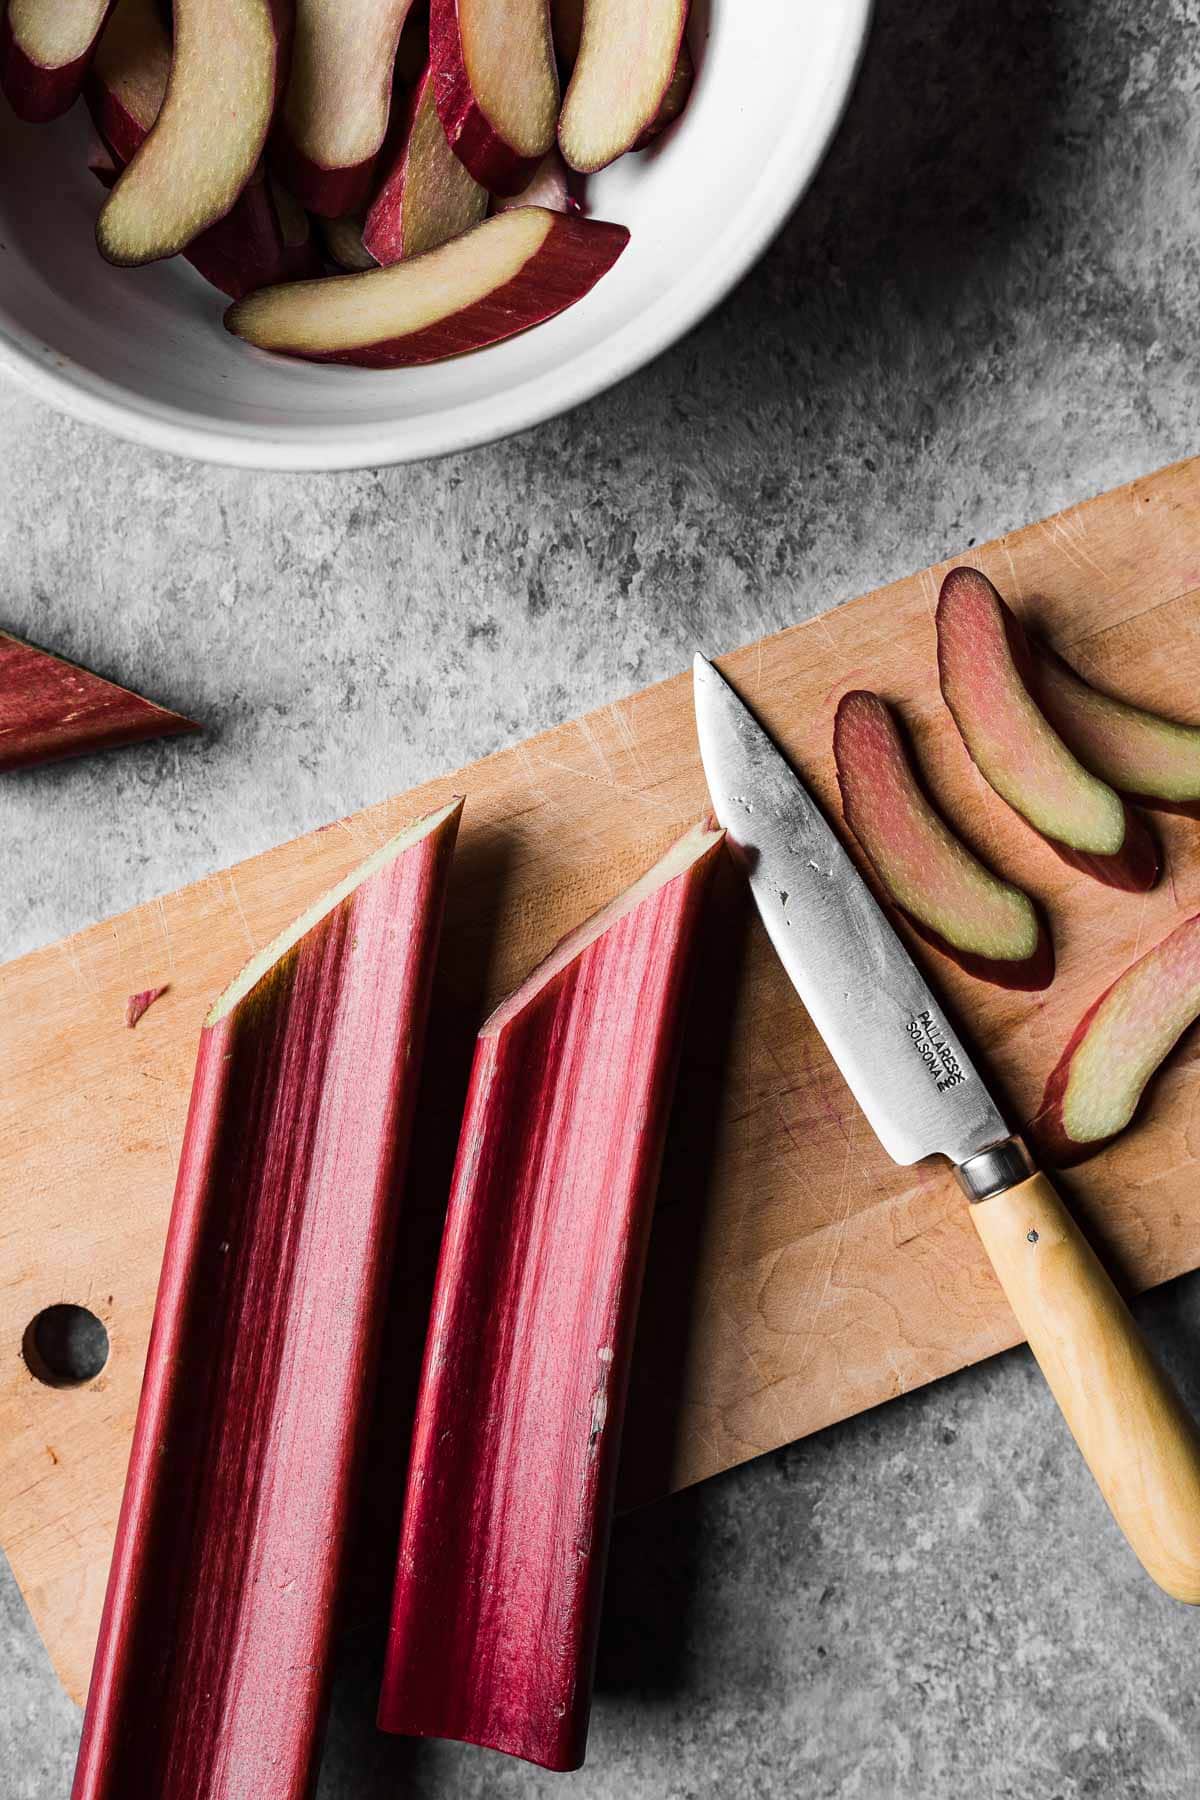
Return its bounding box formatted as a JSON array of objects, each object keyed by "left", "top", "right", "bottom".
[{"left": 22, "top": 1305, "right": 109, "bottom": 1388}]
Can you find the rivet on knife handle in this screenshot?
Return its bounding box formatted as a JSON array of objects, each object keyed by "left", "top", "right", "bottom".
[{"left": 970, "top": 1168, "right": 1200, "bottom": 1605}]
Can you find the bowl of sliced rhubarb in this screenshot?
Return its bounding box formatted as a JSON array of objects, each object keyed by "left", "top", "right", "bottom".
[{"left": 0, "top": 0, "right": 870, "bottom": 469}]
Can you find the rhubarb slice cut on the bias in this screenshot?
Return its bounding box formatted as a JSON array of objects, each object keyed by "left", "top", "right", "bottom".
[
  {"left": 430, "top": 0, "right": 559, "bottom": 196},
  {"left": 71, "top": 801, "right": 462, "bottom": 1800},
  {"left": 833, "top": 690, "right": 1052, "bottom": 989},
  {"left": 1036, "top": 912, "right": 1200, "bottom": 1165},
  {"left": 96, "top": 0, "right": 285, "bottom": 265},
  {"left": 274, "top": 0, "right": 417, "bottom": 216},
  {"left": 88, "top": 0, "right": 320, "bottom": 295},
  {"left": 363, "top": 62, "right": 488, "bottom": 266},
  {"left": 559, "top": 0, "right": 689, "bottom": 172},
  {"left": 0, "top": 628, "right": 198, "bottom": 771},
  {"left": 936, "top": 567, "right": 1159, "bottom": 892},
  {"left": 378, "top": 819, "right": 723, "bottom": 1772},
  {"left": 1, "top": 0, "right": 113, "bottom": 122},
  {"left": 1029, "top": 644, "right": 1200, "bottom": 814},
  {"left": 226, "top": 208, "right": 629, "bottom": 367}
]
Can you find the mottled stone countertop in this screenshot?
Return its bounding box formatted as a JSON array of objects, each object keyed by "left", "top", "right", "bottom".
[{"left": 4, "top": 1, "right": 1200, "bottom": 1795}]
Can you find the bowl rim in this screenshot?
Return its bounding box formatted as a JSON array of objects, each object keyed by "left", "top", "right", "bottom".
[{"left": 0, "top": 1, "right": 872, "bottom": 471}]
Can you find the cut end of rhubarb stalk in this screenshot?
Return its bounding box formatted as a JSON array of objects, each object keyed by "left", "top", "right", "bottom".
[
  {"left": 559, "top": 0, "right": 689, "bottom": 173},
  {"left": 1, "top": 0, "right": 113, "bottom": 121},
  {"left": 0, "top": 628, "right": 199, "bottom": 773},
  {"left": 209, "top": 799, "right": 464, "bottom": 1026},
  {"left": 833, "top": 690, "right": 1052, "bottom": 990},
  {"left": 936, "top": 567, "right": 1159, "bottom": 892},
  {"left": 485, "top": 818, "right": 723, "bottom": 1035},
  {"left": 125, "top": 985, "right": 168, "bottom": 1028},
  {"left": 379, "top": 818, "right": 722, "bottom": 1771},
  {"left": 1029, "top": 641, "right": 1200, "bottom": 813},
  {"left": 97, "top": 0, "right": 282, "bottom": 265},
  {"left": 363, "top": 62, "right": 488, "bottom": 267},
  {"left": 276, "top": 0, "right": 417, "bottom": 216},
  {"left": 430, "top": 0, "right": 560, "bottom": 195},
  {"left": 226, "top": 208, "right": 629, "bottom": 367},
  {"left": 1035, "top": 913, "right": 1200, "bottom": 1165}
]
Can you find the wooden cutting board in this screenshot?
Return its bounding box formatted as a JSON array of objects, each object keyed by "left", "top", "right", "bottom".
[{"left": 5, "top": 459, "right": 1200, "bottom": 1707}]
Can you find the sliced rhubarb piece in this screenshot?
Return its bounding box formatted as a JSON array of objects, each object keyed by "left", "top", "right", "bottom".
[
  {"left": 87, "top": 126, "right": 119, "bottom": 186},
  {"left": 378, "top": 820, "right": 723, "bottom": 1772},
  {"left": 71, "top": 801, "right": 462, "bottom": 1800},
  {"left": 1, "top": 0, "right": 114, "bottom": 122},
  {"left": 88, "top": 0, "right": 318, "bottom": 295},
  {"left": 632, "top": 32, "right": 692, "bottom": 148},
  {"left": 125, "top": 984, "right": 167, "bottom": 1027},
  {"left": 226, "top": 207, "right": 629, "bottom": 367},
  {"left": 273, "top": 0, "right": 417, "bottom": 217},
  {"left": 936, "top": 567, "right": 1158, "bottom": 892},
  {"left": 833, "top": 690, "right": 1052, "bottom": 989},
  {"left": 362, "top": 62, "right": 487, "bottom": 266},
  {"left": 96, "top": 0, "right": 286, "bottom": 266},
  {"left": 0, "top": 628, "right": 198, "bottom": 772},
  {"left": 558, "top": 0, "right": 689, "bottom": 173},
  {"left": 430, "top": 0, "right": 559, "bottom": 196},
  {"left": 1036, "top": 913, "right": 1200, "bottom": 1165},
  {"left": 320, "top": 211, "right": 377, "bottom": 271},
  {"left": 494, "top": 147, "right": 571, "bottom": 213},
  {"left": 1027, "top": 643, "right": 1200, "bottom": 814}
]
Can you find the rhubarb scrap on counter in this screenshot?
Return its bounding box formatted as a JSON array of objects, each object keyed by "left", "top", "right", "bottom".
[
  {"left": 1035, "top": 911, "right": 1200, "bottom": 1166},
  {"left": 124, "top": 984, "right": 167, "bottom": 1028},
  {"left": 71, "top": 800, "right": 462, "bottom": 1800},
  {"left": 0, "top": 628, "right": 199, "bottom": 772},
  {"left": 936, "top": 567, "right": 1159, "bottom": 892},
  {"left": 378, "top": 819, "right": 724, "bottom": 1772},
  {"left": 833, "top": 689, "right": 1052, "bottom": 989}
]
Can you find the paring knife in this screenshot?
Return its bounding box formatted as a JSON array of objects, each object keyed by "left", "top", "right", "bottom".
[{"left": 694, "top": 653, "right": 1200, "bottom": 1603}]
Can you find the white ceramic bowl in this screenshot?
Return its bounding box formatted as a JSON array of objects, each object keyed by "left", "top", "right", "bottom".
[{"left": 0, "top": 1, "right": 870, "bottom": 470}]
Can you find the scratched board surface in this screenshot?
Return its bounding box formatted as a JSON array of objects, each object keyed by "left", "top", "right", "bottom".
[{"left": 3, "top": 461, "right": 1200, "bottom": 1704}]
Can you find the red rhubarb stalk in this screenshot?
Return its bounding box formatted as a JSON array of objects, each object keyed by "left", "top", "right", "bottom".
[
  {"left": 1035, "top": 911, "right": 1200, "bottom": 1166},
  {"left": 0, "top": 628, "right": 198, "bottom": 772},
  {"left": 378, "top": 819, "right": 724, "bottom": 1771},
  {"left": 72, "top": 799, "right": 462, "bottom": 1800}
]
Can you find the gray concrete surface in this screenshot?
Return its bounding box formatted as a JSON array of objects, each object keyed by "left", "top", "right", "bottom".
[{"left": 4, "top": 0, "right": 1200, "bottom": 1793}]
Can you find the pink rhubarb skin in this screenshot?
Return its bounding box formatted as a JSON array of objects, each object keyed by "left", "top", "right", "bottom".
[
  {"left": 0, "top": 629, "right": 198, "bottom": 771},
  {"left": 125, "top": 984, "right": 167, "bottom": 1027},
  {"left": 71, "top": 801, "right": 462, "bottom": 1800},
  {"left": 363, "top": 61, "right": 488, "bottom": 266},
  {"left": 1036, "top": 913, "right": 1200, "bottom": 1166},
  {"left": 936, "top": 567, "right": 1159, "bottom": 892},
  {"left": 378, "top": 820, "right": 724, "bottom": 1772},
  {"left": 1028, "top": 643, "right": 1200, "bottom": 817},
  {"left": 833, "top": 690, "right": 1052, "bottom": 990},
  {"left": 429, "top": 0, "right": 560, "bottom": 196},
  {"left": 0, "top": 0, "right": 114, "bottom": 122}
]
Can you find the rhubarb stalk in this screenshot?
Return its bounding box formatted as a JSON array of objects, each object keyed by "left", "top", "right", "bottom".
[
  {"left": 0, "top": 628, "right": 198, "bottom": 772},
  {"left": 378, "top": 819, "right": 724, "bottom": 1771},
  {"left": 71, "top": 800, "right": 462, "bottom": 1800}
]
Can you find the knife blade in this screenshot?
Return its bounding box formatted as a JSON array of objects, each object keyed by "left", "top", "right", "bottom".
[{"left": 694, "top": 651, "right": 1200, "bottom": 1602}]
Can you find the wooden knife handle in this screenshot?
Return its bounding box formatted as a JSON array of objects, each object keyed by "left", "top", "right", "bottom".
[{"left": 970, "top": 1170, "right": 1200, "bottom": 1603}]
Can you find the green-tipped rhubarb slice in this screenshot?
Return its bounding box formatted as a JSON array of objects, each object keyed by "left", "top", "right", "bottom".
[
  {"left": 936, "top": 567, "right": 1158, "bottom": 892},
  {"left": 1037, "top": 913, "right": 1200, "bottom": 1164},
  {"left": 834, "top": 690, "right": 1052, "bottom": 989},
  {"left": 1029, "top": 646, "right": 1200, "bottom": 813}
]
